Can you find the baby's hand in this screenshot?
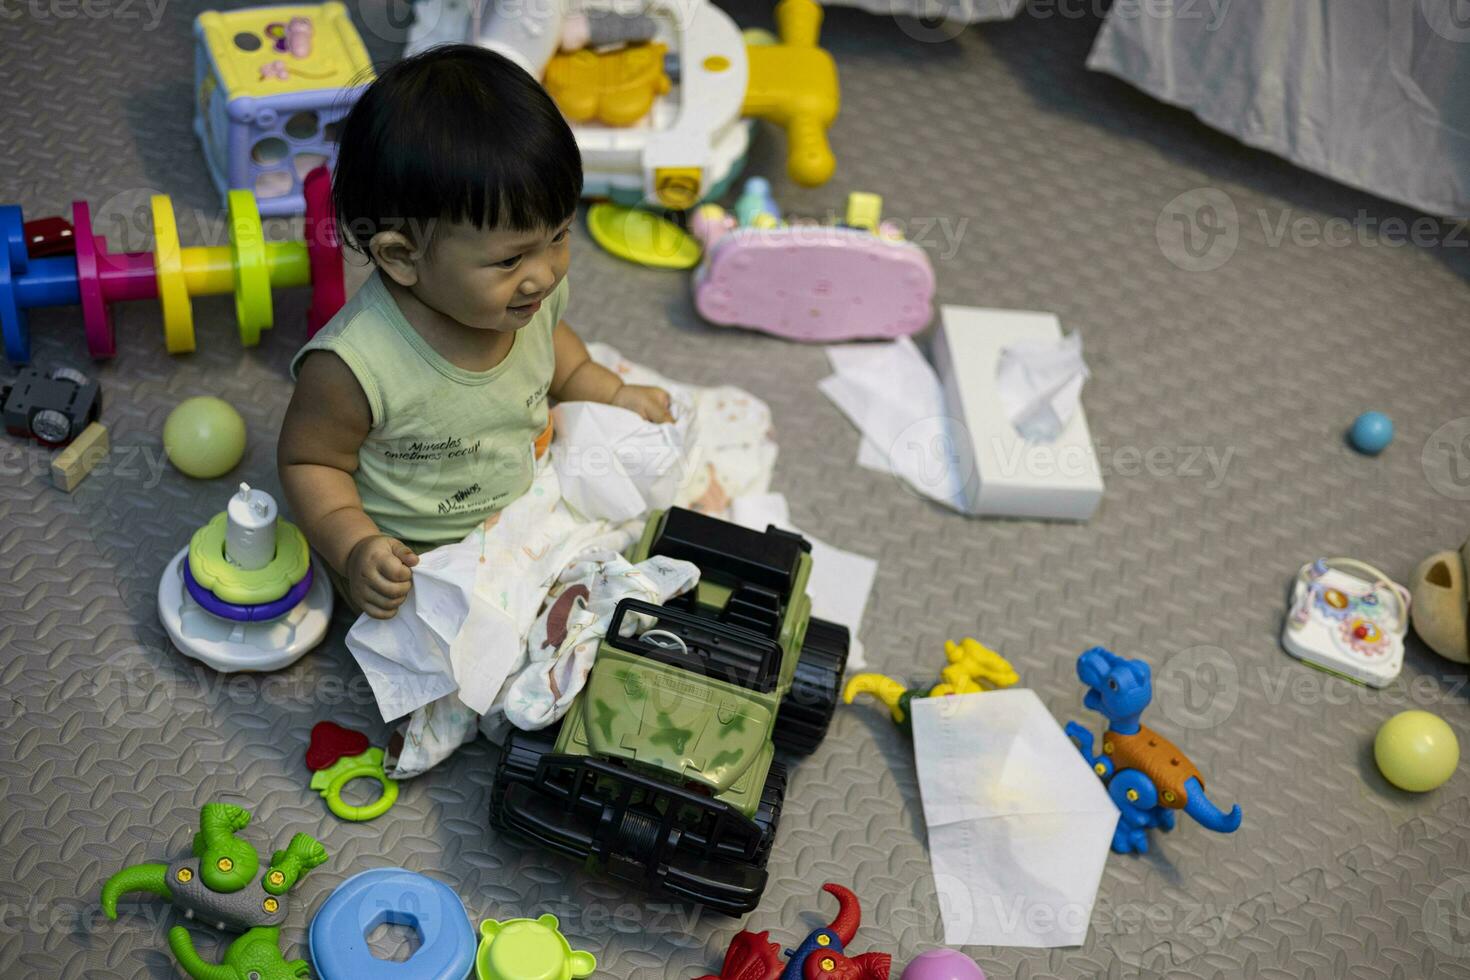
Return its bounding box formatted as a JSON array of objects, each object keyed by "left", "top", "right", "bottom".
[
  {"left": 346, "top": 535, "right": 420, "bottom": 619},
  {"left": 612, "top": 384, "right": 674, "bottom": 424}
]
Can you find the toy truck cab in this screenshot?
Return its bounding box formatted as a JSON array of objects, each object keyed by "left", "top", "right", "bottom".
[{"left": 490, "top": 507, "right": 849, "bottom": 916}]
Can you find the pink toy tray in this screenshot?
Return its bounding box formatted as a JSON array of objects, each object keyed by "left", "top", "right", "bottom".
[{"left": 693, "top": 227, "right": 935, "bottom": 342}]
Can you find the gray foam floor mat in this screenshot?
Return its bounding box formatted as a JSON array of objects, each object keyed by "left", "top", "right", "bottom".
[{"left": 4, "top": 1, "right": 1470, "bottom": 977}]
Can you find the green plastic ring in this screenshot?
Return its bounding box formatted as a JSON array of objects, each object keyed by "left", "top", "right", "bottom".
[
  {"left": 227, "top": 190, "right": 272, "bottom": 346},
  {"left": 188, "top": 513, "right": 310, "bottom": 605},
  {"left": 326, "top": 761, "right": 398, "bottom": 822}
]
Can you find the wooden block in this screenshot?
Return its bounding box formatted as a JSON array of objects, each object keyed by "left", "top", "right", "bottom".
[{"left": 50, "top": 422, "right": 109, "bottom": 493}]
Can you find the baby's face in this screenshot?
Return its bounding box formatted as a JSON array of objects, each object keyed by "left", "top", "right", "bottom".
[{"left": 414, "top": 216, "right": 573, "bottom": 332}]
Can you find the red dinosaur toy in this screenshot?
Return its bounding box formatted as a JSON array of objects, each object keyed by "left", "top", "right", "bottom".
[{"left": 697, "top": 883, "right": 891, "bottom": 980}]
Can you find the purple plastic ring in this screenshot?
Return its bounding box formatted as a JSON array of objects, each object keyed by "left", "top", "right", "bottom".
[{"left": 184, "top": 558, "right": 314, "bottom": 622}]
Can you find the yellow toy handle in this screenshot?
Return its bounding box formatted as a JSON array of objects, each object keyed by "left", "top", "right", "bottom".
[
  {"left": 775, "top": 0, "right": 821, "bottom": 47},
  {"left": 743, "top": 0, "right": 840, "bottom": 187},
  {"left": 785, "top": 116, "right": 836, "bottom": 188}
]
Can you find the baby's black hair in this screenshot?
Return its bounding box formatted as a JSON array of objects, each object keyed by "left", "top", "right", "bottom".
[{"left": 332, "top": 45, "right": 583, "bottom": 254}]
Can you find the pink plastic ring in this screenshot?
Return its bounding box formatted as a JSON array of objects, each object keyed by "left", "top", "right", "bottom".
[
  {"left": 71, "top": 202, "right": 116, "bottom": 359},
  {"left": 303, "top": 167, "right": 344, "bottom": 337}
]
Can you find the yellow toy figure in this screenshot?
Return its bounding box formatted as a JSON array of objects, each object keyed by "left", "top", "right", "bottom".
[{"left": 844, "top": 638, "right": 1019, "bottom": 732}]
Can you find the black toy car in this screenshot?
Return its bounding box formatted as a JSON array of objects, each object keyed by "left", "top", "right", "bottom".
[{"left": 2, "top": 365, "right": 101, "bottom": 446}]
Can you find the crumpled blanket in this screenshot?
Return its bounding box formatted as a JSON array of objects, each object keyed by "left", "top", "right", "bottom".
[
  {"left": 346, "top": 344, "right": 778, "bottom": 778},
  {"left": 502, "top": 549, "right": 701, "bottom": 731}
]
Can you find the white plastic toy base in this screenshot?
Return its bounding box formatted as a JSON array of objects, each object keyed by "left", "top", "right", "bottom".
[
  {"left": 406, "top": 0, "right": 751, "bottom": 207},
  {"left": 157, "top": 547, "right": 334, "bottom": 673},
  {"left": 1282, "top": 558, "right": 1408, "bottom": 688}
]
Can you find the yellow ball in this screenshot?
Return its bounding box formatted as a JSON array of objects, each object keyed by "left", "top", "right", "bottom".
[
  {"left": 163, "top": 397, "right": 246, "bottom": 479},
  {"left": 1375, "top": 710, "right": 1459, "bottom": 792}
]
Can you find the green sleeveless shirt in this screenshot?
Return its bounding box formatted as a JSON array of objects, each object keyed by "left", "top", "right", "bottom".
[{"left": 291, "top": 271, "right": 566, "bottom": 545}]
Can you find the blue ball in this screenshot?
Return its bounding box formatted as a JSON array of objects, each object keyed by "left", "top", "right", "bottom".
[{"left": 1350, "top": 411, "right": 1394, "bottom": 455}]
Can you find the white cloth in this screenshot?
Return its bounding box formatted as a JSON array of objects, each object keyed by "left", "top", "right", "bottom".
[
  {"left": 346, "top": 345, "right": 779, "bottom": 777},
  {"left": 1088, "top": 0, "right": 1470, "bottom": 218},
  {"left": 589, "top": 342, "right": 778, "bottom": 510},
  {"left": 912, "top": 689, "right": 1117, "bottom": 948},
  {"left": 502, "top": 550, "right": 700, "bottom": 730}
]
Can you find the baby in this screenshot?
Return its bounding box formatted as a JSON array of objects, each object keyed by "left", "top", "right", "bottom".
[{"left": 278, "top": 45, "right": 671, "bottom": 620}]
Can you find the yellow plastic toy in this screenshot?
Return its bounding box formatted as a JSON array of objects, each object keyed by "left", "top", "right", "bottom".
[
  {"left": 585, "top": 203, "right": 702, "bottom": 269},
  {"left": 743, "top": 0, "right": 840, "bottom": 186},
  {"left": 545, "top": 43, "right": 672, "bottom": 127},
  {"left": 844, "top": 638, "right": 1019, "bottom": 730}
]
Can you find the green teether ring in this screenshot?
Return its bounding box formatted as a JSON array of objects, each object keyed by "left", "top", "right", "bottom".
[
  {"left": 188, "top": 513, "right": 310, "bottom": 605},
  {"left": 227, "top": 190, "right": 272, "bottom": 346},
  {"left": 310, "top": 747, "right": 398, "bottom": 822}
]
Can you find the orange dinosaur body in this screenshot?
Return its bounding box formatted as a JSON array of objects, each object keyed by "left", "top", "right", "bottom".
[{"left": 1103, "top": 725, "right": 1202, "bottom": 809}]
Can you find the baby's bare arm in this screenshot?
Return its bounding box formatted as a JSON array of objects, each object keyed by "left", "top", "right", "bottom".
[
  {"left": 550, "top": 321, "right": 672, "bottom": 423},
  {"left": 277, "top": 351, "right": 382, "bottom": 575}
]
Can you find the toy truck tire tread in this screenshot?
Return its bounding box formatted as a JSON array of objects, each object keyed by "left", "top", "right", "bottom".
[
  {"left": 489, "top": 726, "right": 789, "bottom": 916},
  {"left": 772, "top": 616, "right": 849, "bottom": 757}
]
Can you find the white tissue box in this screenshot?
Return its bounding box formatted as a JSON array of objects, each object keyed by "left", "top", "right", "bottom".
[{"left": 932, "top": 305, "right": 1104, "bottom": 521}]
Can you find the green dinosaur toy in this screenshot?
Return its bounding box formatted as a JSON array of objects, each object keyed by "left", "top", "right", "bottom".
[
  {"left": 101, "top": 803, "right": 327, "bottom": 932},
  {"left": 168, "top": 925, "right": 310, "bottom": 980}
]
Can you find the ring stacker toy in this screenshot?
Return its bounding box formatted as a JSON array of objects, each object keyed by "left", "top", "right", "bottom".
[
  {"left": 690, "top": 188, "right": 935, "bottom": 342},
  {"left": 0, "top": 167, "right": 344, "bottom": 363},
  {"left": 309, "top": 868, "right": 477, "bottom": 980},
  {"left": 1283, "top": 557, "right": 1410, "bottom": 688},
  {"left": 158, "top": 482, "right": 333, "bottom": 672},
  {"left": 101, "top": 802, "right": 326, "bottom": 980},
  {"left": 475, "top": 914, "right": 597, "bottom": 980},
  {"left": 306, "top": 721, "right": 399, "bottom": 821}
]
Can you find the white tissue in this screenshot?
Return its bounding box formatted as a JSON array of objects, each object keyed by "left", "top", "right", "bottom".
[
  {"left": 912, "top": 689, "right": 1117, "bottom": 948},
  {"left": 550, "top": 399, "right": 691, "bottom": 524},
  {"left": 995, "top": 332, "right": 1088, "bottom": 443}
]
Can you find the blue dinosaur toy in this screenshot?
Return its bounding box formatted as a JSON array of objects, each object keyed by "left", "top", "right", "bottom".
[{"left": 1065, "top": 646, "right": 1242, "bottom": 854}]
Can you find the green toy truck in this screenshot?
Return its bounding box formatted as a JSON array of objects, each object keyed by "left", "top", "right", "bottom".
[{"left": 490, "top": 506, "right": 849, "bottom": 916}]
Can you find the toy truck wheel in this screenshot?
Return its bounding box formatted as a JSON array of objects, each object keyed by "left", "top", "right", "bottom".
[
  {"left": 751, "top": 758, "right": 787, "bottom": 862},
  {"left": 31, "top": 408, "right": 72, "bottom": 444},
  {"left": 772, "top": 617, "right": 849, "bottom": 757}
]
